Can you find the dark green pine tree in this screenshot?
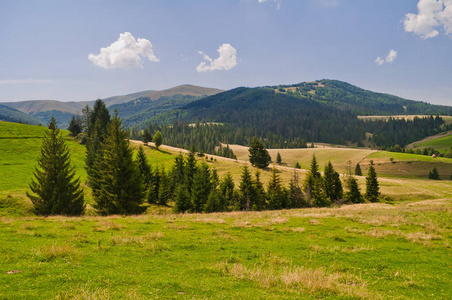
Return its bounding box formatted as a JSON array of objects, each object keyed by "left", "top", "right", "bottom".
[
  {"left": 148, "top": 166, "right": 160, "bottom": 204},
  {"left": 173, "top": 184, "right": 191, "bottom": 213},
  {"left": 253, "top": 170, "right": 266, "bottom": 210},
  {"left": 92, "top": 112, "right": 146, "bottom": 215},
  {"left": 68, "top": 114, "right": 83, "bottom": 136},
  {"left": 249, "top": 136, "right": 271, "bottom": 168},
  {"left": 142, "top": 128, "right": 153, "bottom": 144},
  {"left": 323, "top": 161, "right": 343, "bottom": 202},
  {"left": 267, "top": 167, "right": 284, "bottom": 210},
  {"left": 288, "top": 170, "right": 305, "bottom": 208},
  {"left": 365, "top": 162, "right": 380, "bottom": 203},
  {"left": 428, "top": 167, "right": 440, "bottom": 180},
  {"left": 87, "top": 99, "right": 111, "bottom": 138},
  {"left": 346, "top": 177, "right": 363, "bottom": 203},
  {"left": 276, "top": 152, "right": 282, "bottom": 165},
  {"left": 220, "top": 172, "right": 235, "bottom": 210},
  {"left": 294, "top": 161, "right": 301, "bottom": 169},
  {"left": 190, "top": 163, "right": 212, "bottom": 212},
  {"left": 136, "top": 146, "right": 152, "bottom": 189},
  {"left": 354, "top": 163, "right": 363, "bottom": 176},
  {"left": 27, "top": 117, "right": 85, "bottom": 216},
  {"left": 184, "top": 150, "right": 198, "bottom": 193},
  {"left": 309, "top": 154, "right": 321, "bottom": 178},
  {"left": 238, "top": 166, "right": 255, "bottom": 210},
  {"left": 304, "top": 154, "right": 327, "bottom": 207},
  {"left": 157, "top": 168, "right": 171, "bottom": 206}
]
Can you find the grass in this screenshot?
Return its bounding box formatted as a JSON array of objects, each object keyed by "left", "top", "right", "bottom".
[
  {"left": 1, "top": 200, "right": 451, "bottom": 299},
  {"left": 409, "top": 133, "right": 452, "bottom": 154}
]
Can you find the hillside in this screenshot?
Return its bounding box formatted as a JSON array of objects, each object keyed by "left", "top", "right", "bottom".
[
  {"left": 0, "top": 104, "right": 42, "bottom": 125},
  {"left": 143, "top": 84, "right": 223, "bottom": 100},
  {"left": 148, "top": 83, "right": 451, "bottom": 152}
]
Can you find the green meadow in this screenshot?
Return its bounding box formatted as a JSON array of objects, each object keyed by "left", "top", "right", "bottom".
[{"left": 1, "top": 121, "right": 452, "bottom": 299}]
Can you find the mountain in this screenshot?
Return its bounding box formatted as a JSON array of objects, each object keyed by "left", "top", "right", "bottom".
[
  {"left": 110, "top": 85, "right": 223, "bottom": 127},
  {"left": 0, "top": 104, "right": 43, "bottom": 125},
  {"left": 1, "top": 85, "right": 222, "bottom": 129},
  {"left": 147, "top": 80, "right": 452, "bottom": 150}
]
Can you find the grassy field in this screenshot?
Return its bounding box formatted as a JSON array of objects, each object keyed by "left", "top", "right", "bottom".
[
  {"left": 1, "top": 122, "right": 452, "bottom": 299},
  {"left": 407, "top": 132, "right": 452, "bottom": 154},
  {"left": 1, "top": 199, "right": 451, "bottom": 299}
]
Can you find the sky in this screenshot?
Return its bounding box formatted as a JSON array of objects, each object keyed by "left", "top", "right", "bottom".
[{"left": 1, "top": 0, "right": 452, "bottom": 106}]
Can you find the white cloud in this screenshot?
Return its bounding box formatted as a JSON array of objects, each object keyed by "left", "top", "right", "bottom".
[
  {"left": 258, "top": 0, "right": 282, "bottom": 10},
  {"left": 403, "top": 0, "right": 452, "bottom": 39},
  {"left": 88, "top": 32, "right": 159, "bottom": 69},
  {"left": 375, "top": 49, "right": 398, "bottom": 66},
  {"left": 0, "top": 79, "right": 53, "bottom": 85},
  {"left": 196, "top": 44, "right": 237, "bottom": 72}
]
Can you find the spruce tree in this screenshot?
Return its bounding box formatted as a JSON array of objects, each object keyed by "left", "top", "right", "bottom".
[
  {"left": 346, "top": 177, "right": 363, "bottom": 203},
  {"left": 27, "top": 117, "right": 85, "bottom": 216},
  {"left": 157, "top": 168, "right": 171, "bottom": 206},
  {"left": 276, "top": 152, "right": 282, "bottom": 165},
  {"left": 142, "top": 128, "right": 152, "bottom": 144},
  {"left": 253, "top": 170, "right": 266, "bottom": 210},
  {"left": 191, "top": 163, "right": 211, "bottom": 212},
  {"left": 294, "top": 161, "right": 301, "bottom": 169},
  {"left": 267, "top": 167, "right": 284, "bottom": 210},
  {"left": 428, "top": 167, "right": 440, "bottom": 180},
  {"left": 323, "top": 162, "right": 343, "bottom": 202},
  {"left": 354, "top": 163, "right": 362, "bottom": 176},
  {"left": 68, "top": 114, "right": 83, "bottom": 136},
  {"left": 136, "top": 146, "right": 152, "bottom": 188},
  {"left": 92, "top": 112, "right": 146, "bottom": 215},
  {"left": 87, "top": 99, "right": 111, "bottom": 138},
  {"left": 248, "top": 136, "right": 271, "bottom": 168},
  {"left": 365, "top": 161, "right": 380, "bottom": 203},
  {"left": 288, "top": 169, "right": 304, "bottom": 208},
  {"left": 239, "top": 166, "right": 255, "bottom": 210},
  {"left": 220, "top": 172, "right": 235, "bottom": 210},
  {"left": 173, "top": 184, "right": 191, "bottom": 213}
]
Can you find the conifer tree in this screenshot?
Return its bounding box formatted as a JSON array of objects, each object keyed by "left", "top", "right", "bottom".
[
  {"left": 142, "top": 128, "right": 152, "bottom": 144},
  {"left": 323, "top": 161, "right": 343, "bottom": 202},
  {"left": 184, "top": 150, "right": 198, "bottom": 193},
  {"left": 304, "top": 154, "right": 326, "bottom": 207},
  {"left": 294, "top": 161, "right": 301, "bottom": 169},
  {"left": 355, "top": 163, "right": 363, "bottom": 176},
  {"left": 148, "top": 166, "right": 160, "bottom": 204},
  {"left": 191, "top": 163, "right": 211, "bottom": 212},
  {"left": 68, "top": 114, "right": 83, "bottom": 136},
  {"left": 253, "top": 170, "right": 266, "bottom": 210},
  {"left": 136, "top": 146, "right": 152, "bottom": 188},
  {"left": 27, "top": 117, "right": 85, "bottom": 216},
  {"left": 249, "top": 136, "right": 271, "bottom": 168},
  {"left": 92, "top": 112, "right": 146, "bottom": 215},
  {"left": 346, "top": 177, "right": 363, "bottom": 203},
  {"left": 87, "top": 99, "right": 111, "bottom": 138},
  {"left": 239, "top": 166, "right": 255, "bottom": 210},
  {"left": 220, "top": 172, "right": 235, "bottom": 210},
  {"left": 428, "top": 167, "right": 440, "bottom": 180},
  {"left": 288, "top": 169, "right": 305, "bottom": 208},
  {"left": 365, "top": 161, "right": 380, "bottom": 202},
  {"left": 157, "top": 168, "right": 171, "bottom": 206},
  {"left": 267, "top": 167, "right": 284, "bottom": 209},
  {"left": 276, "top": 152, "right": 282, "bottom": 165},
  {"left": 173, "top": 184, "right": 191, "bottom": 213}
]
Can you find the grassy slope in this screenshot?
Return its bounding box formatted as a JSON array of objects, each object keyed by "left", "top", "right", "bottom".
[{"left": 1, "top": 200, "right": 451, "bottom": 299}]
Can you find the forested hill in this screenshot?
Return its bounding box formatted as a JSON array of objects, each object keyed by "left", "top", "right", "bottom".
[
  {"left": 0, "top": 104, "right": 43, "bottom": 125},
  {"left": 145, "top": 82, "right": 451, "bottom": 151}
]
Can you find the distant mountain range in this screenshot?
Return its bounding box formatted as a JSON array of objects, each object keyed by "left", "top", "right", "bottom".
[
  {"left": 1, "top": 84, "right": 223, "bottom": 128},
  {"left": 1, "top": 80, "right": 451, "bottom": 131}
]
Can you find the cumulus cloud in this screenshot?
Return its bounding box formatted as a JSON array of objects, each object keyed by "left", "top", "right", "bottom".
[
  {"left": 88, "top": 32, "right": 159, "bottom": 69},
  {"left": 403, "top": 0, "right": 452, "bottom": 39},
  {"left": 196, "top": 44, "right": 237, "bottom": 72},
  {"left": 258, "top": 0, "right": 282, "bottom": 9},
  {"left": 375, "top": 49, "right": 398, "bottom": 66}
]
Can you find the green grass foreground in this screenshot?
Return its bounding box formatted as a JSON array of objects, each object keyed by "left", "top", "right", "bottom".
[{"left": 1, "top": 200, "right": 451, "bottom": 299}]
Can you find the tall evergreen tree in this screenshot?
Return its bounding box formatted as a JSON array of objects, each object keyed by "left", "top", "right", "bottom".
[
  {"left": 136, "top": 146, "right": 152, "bottom": 187},
  {"left": 220, "top": 172, "right": 235, "bottom": 210},
  {"left": 142, "top": 128, "right": 153, "bottom": 144},
  {"left": 365, "top": 161, "right": 380, "bottom": 203},
  {"left": 249, "top": 136, "right": 271, "bottom": 168},
  {"left": 191, "top": 163, "right": 211, "bottom": 212},
  {"left": 68, "top": 114, "right": 83, "bottom": 136},
  {"left": 92, "top": 112, "right": 146, "bottom": 215},
  {"left": 157, "top": 168, "right": 171, "bottom": 206},
  {"left": 276, "top": 152, "right": 282, "bottom": 165},
  {"left": 354, "top": 163, "right": 363, "bottom": 176},
  {"left": 323, "top": 161, "right": 343, "bottom": 202},
  {"left": 27, "top": 117, "right": 85, "bottom": 216},
  {"left": 87, "top": 99, "right": 111, "bottom": 138},
  {"left": 304, "top": 154, "right": 327, "bottom": 207},
  {"left": 267, "top": 167, "right": 284, "bottom": 210},
  {"left": 239, "top": 166, "right": 255, "bottom": 210},
  {"left": 253, "top": 170, "right": 266, "bottom": 210},
  {"left": 173, "top": 184, "right": 191, "bottom": 213},
  {"left": 346, "top": 177, "right": 363, "bottom": 203},
  {"left": 288, "top": 169, "right": 305, "bottom": 208},
  {"left": 428, "top": 167, "right": 440, "bottom": 180}
]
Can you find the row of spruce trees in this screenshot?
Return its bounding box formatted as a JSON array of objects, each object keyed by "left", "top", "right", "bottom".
[{"left": 28, "top": 100, "right": 380, "bottom": 216}]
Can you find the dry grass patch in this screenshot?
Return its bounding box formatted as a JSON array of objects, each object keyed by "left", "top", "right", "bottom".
[
  {"left": 58, "top": 287, "right": 147, "bottom": 300},
  {"left": 111, "top": 232, "right": 164, "bottom": 246},
  {"left": 191, "top": 217, "right": 226, "bottom": 224},
  {"left": 310, "top": 244, "right": 374, "bottom": 254},
  {"left": 223, "top": 262, "right": 375, "bottom": 299},
  {"left": 35, "top": 243, "right": 79, "bottom": 262},
  {"left": 93, "top": 221, "right": 124, "bottom": 232}
]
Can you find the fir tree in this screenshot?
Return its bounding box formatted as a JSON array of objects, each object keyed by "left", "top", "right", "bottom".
[
  {"left": 191, "top": 163, "right": 211, "bottom": 212},
  {"left": 184, "top": 150, "right": 198, "bottom": 193},
  {"left": 288, "top": 169, "right": 305, "bottom": 208},
  {"left": 365, "top": 161, "right": 380, "bottom": 203},
  {"left": 87, "top": 99, "right": 111, "bottom": 138},
  {"left": 173, "top": 184, "right": 191, "bottom": 213},
  {"left": 157, "top": 168, "right": 171, "bottom": 206},
  {"left": 136, "top": 146, "right": 152, "bottom": 188},
  {"left": 276, "top": 152, "right": 282, "bottom": 165},
  {"left": 294, "top": 161, "right": 301, "bottom": 169},
  {"left": 148, "top": 166, "right": 160, "bottom": 204},
  {"left": 239, "top": 166, "right": 255, "bottom": 210},
  {"left": 220, "top": 172, "right": 235, "bottom": 210},
  {"left": 267, "top": 167, "right": 284, "bottom": 210},
  {"left": 354, "top": 163, "right": 362, "bottom": 176},
  {"left": 428, "top": 167, "right": 440, "bottom": 180},
  {"left": 346, "top": 177, "right": 363, "bottom": 203},
  {"left": 253, "top": 170, "right": 266, "bottom": 210},
  {"left": 92, "top": 112, "right": 146, "bottom": 215},
  {"left": 142, "top": 128, "right": 152, "bottom": 144},
  {"left": 323, "top": 161, "right": 343, "bottom": 202},
  {"left": 249, "top": 136, "right": 271, "bottom": 168},
  {"left": 27, "top": 117, "right": 85, "bottom": 216},
  {"left": 68, "top": 114, "right": 83, "bottom": 136}
]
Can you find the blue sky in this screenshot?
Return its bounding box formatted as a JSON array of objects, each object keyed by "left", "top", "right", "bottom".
[{"left": 1, "top": 0, "right": 451, "bottom": 106}]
